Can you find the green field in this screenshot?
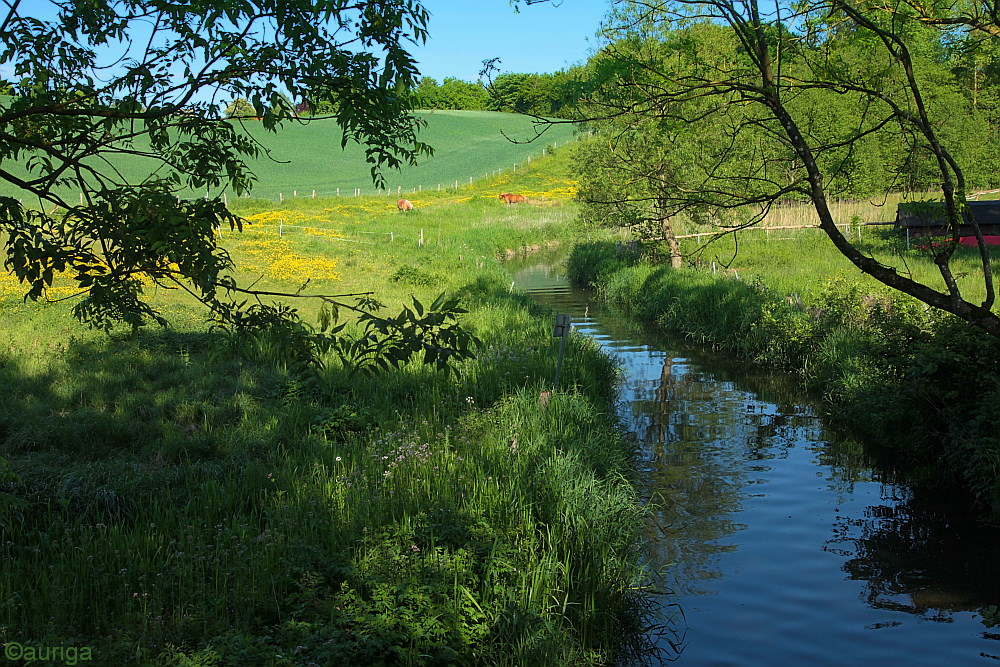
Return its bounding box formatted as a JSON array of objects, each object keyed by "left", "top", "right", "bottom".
[{"left": 0, "top": 110, "right": 579, "bottom": 203}]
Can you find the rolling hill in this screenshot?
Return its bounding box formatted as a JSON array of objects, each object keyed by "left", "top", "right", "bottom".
[{"left": 1, "top": 110, "right": 579, "bottom": 203}]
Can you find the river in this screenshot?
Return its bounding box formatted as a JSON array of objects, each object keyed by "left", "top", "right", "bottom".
[{"left": 508, "top": 255, "right": 1000, "bottom": 666}]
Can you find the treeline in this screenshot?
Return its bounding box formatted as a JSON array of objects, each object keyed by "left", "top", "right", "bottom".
[{"left": 413, "top": 72, "right": 577, "bottom": 118}]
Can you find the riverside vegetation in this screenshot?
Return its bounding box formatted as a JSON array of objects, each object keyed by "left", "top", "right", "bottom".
[
  {"left": 0, "top": 150, "right": 656, "bottom": 665},
  {"left": 566, "top": 198, "right": 1000, "bottom": 512}
]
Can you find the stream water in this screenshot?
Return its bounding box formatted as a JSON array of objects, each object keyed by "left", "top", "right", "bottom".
[{"left": 508, "top": 255, "right": 1000, "bottom": 666}]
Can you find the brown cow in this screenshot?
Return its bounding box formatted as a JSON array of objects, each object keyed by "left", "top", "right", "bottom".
[
  {"left": 498, "top": 193, "right": 527, "bottom": 204},
  {"left": 397, "top": 198, "right": 414, "bottom": 212}
]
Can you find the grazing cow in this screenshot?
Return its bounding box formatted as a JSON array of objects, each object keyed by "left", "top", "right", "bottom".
[
  {"left": 397, "top": 198, "right": 413, "bottom": 212},
  {"left": 498, "top": 193, "right": 527, "bottom": 204}
]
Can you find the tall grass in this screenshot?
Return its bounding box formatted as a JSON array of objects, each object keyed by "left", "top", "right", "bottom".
[{"left": 0, "top": 148, "right": 656, "bottom": 665}]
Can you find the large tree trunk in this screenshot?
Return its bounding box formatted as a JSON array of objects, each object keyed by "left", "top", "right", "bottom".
[
  {"left": 656, "top": 176, "right": 683, "bottom": 268},
  {"left": 661, "top": 216, "right": 683, "bottom": 269}
]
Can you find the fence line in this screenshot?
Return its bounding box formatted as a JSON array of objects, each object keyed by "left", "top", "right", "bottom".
[
  {"left": 675, "top": 220, "right": 896, "bottom": 240},
  {"left": 225, "top": 221, "right": 425, "bottom": 246},
  {"left": 968, "top": 189, "right": 1000, "bottom": 200}
]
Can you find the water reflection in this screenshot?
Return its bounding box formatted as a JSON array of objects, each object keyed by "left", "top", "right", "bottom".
[
  {"left": 835, "top": 492, "right": 1000, "bottom": 617},
  {"left": 507, "top": 253, "right": 1000, "bottom": 665}
]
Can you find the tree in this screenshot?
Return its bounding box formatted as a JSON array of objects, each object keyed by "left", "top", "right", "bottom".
[
  {"left": 571, "top": 28, "right": 779, "bottom": 268},
  {"left": 225, "top": 98, "right": 258, "bottom": 120},
  {"left": 0, "top": 0, "right": 480, "bottom": 373},
  {"left": 550, "top": 0, "right": 1000, "bottom": 338},
  {"left": 435, "top": 77, "right": 490, "bottom": 110},
  {"left": 485, "top": 71, "right": 573, "bottom": 117}
]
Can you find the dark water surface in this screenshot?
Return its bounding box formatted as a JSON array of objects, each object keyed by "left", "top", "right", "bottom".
[{"left": 508, "top": 256, "right": 1000, "bottom": 666}]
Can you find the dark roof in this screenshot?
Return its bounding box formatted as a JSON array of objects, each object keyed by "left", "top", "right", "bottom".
[{"left": 896, "top": 200, "right": 1000, "bottom": 229}]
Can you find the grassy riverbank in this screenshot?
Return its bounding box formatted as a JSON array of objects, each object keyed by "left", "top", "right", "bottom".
[
  {"left": 0, "top": 151, "right": 654, "bottom": 665},
  {"left": 566, "top": 224, "right": 1000, "bottom": 512}
]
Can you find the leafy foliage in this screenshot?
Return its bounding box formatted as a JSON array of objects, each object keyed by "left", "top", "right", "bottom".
[
  {"left": 334, "top": 293, "right": 484, "bottom": 376},
  {"left": 0, "top": 1, "right": 491, "bottom": 376},
  {"left": 2, "top": 185, "right": 241, "bottom": 330},
  {"left": 0, "top": 1, "right": 428, "bottom": 312},
  {"left": 224, "top": 98, "right": 257, "bottom": 120},
  {"left": 560, "top": 0, "right": 1000, "bottom": 337},
  {"left": 209, "top": 293, "right": 482, "bottom": 378}
]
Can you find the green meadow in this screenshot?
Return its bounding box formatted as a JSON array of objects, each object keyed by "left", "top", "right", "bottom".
[
  {"left": 0, "top": 147, "right": 656, "bottom": 665},
  {"left": 0, "top": 110, "right": 579, "bottom": 204}
]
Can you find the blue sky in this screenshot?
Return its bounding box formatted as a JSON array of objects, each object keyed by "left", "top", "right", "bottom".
[
  {"left": 411, "top": 0, "right": 612, "bottom": 82},
  {"left": 3, "top": 1, "right": 612, "bottom": 95}
]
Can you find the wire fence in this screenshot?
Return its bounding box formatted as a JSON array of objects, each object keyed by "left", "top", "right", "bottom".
[{"left": 221, "top": 221, "right": 429, "bottom": 247}]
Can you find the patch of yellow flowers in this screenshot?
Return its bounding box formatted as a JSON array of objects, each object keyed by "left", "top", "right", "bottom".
[
  {"left": 237, "top": 228, "right": 341, "bottom": 284},
  {"left": 244, "top": 210, "right": 334, "bottom": 226},
  {"left": 0, "top": 271, "right": 25, "bottom": 300},
  {"left": 519, "top": 178, "right": 579, "bottom": 201},
  {"left": 0, "top": 258, "right": 189, "bottom": 304}
]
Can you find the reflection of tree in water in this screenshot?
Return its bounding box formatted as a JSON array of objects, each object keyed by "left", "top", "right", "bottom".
[
  {"left": 635, "top": 355, "right": 820, "bottom": 595},
  {"left": 833, "top": 489, "right": 1000, "bottom": 619}
]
